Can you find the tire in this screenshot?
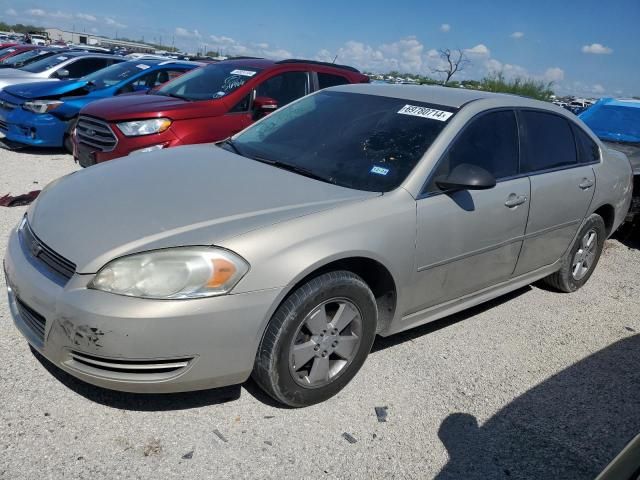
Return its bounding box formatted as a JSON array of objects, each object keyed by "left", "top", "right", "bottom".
[
  {"left": 63, "top": 117, "right": 77, "bottom": 154},
  {"left": 543, "top": 214, "right": 606, "bottom": 293},
  {"left": 253, "top": 270, "right": 378, "bottom": 407}
]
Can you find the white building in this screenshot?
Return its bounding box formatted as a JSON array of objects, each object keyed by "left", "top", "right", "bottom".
[{"left": 45, "top": 28, "right": 155, "bottom": 53}]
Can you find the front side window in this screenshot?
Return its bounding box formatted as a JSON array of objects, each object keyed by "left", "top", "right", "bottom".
[
  {"left": 519, "top": 110, "right": 577, "bottom": 173},
  {"left": 426, "top": 110, "right": 518, "bottom": 193},
  {"left": 156, "top": 63, "right": 262, "bottom": 101},
  {"left": 230, "top": 91, "right": 455, "bottom": 192},
  {"left": 255, "top": 72, "right": 309, "bottom": 107}
]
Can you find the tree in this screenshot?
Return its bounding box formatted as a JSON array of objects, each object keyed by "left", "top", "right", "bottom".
[{"left": 431, "top": 48, "right": 469, "bottom": 85}]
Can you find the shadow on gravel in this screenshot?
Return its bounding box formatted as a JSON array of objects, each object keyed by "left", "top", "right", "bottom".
[
  {"left": 372, "top": 286, "right": 532, "bottom": 353},
  {"left": 30, "top": 347, "right": 241, "bottom": 411},
  {"left": 0, "top": 141, "right": 68, "bottom": 157},
  {"left": 435, "top": 334, "right": 640, "bottom": 480},
  {"left": 611, "top": 223, "right": 640, "bottom": 250}
]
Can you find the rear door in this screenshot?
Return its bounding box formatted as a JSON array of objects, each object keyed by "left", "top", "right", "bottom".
[
  {"left": 414, "top": 109, "right": 530, "bottom": 310},
  {"left": 513, "top": 110, "right": 596, "bottom": 275}
]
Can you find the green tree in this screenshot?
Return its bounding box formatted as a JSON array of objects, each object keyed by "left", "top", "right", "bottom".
[{"left": 480, "top": 72, "right": 555, "bottom": 101}]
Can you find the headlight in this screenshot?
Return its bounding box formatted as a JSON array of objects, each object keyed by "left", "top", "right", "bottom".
[
  {"left": 116, "top": 118, "right": 172, "bottom": 137},
  {"left": 89, "top": 247, "right": 249, "bottom": 299},
  {"left": 23, "top": 100, "right": 63, "bottom": 114}
]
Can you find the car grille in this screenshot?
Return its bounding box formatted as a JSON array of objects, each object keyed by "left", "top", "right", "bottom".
[
  {"left": 76, "top": 116, "right": 118, "bottom": 152},
  {"left": 16, "top": 298, "right": 46, "bottom": 344},
  {"left": 69, "top": 351, "right": 193, "bottom": 376},
  {"left": 20, "top": 219, "right": 76, "bottom": 281}
]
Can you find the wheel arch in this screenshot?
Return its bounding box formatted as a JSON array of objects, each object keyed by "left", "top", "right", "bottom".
[
  {"left": 269, "top": 254, "right": 399, "bottom": 335},
  {"left": 592, "top": 203, "right": 616, "bottom": 236}
]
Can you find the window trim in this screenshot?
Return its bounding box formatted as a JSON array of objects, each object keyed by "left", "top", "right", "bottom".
[
  {"left": 418, "top": 107, "right": 520, "bottom": 199},
  {"left": 418, "top": 106, "right": 601, "bottom": 200}
]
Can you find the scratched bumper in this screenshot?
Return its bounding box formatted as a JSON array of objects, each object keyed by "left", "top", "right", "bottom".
[{"left": 4, "top": 227, "right": 282, "bottom": 393}]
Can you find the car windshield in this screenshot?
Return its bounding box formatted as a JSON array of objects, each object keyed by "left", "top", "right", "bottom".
[
  {"left": 20, "top": 53, "right": 74, "bottom": 73},
  {"left": 156, "top": 63, "right": 261, "bottom": 101},
  {"left": 582, "top": 104, "right": 640, "bottom": 143},
  {"left": 82, "top": 62, "right": 151, "bottom": 88},
  {"left": 0, "top": 46, "right": 17, "bottom": 56},
  {"left": 230, "top": 90, "right": 455, "bottom": 192},
  {"left": 0, "top": 49, "right": 47, "bottom": 66}
]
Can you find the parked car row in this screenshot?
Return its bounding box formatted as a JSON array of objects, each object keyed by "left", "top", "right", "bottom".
[{"left": 0, "top": 54, "right": 368, "bottom": 157}]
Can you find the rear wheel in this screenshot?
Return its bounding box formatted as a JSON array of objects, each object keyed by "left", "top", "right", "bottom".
[
  {"left": 253, "top": 271, "right": 377, "bottom": 407},
  {"left": 543, "top": 214, "right": 606, "bottom": 292}
]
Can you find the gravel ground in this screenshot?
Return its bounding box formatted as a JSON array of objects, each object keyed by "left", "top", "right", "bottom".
[{"left": 0, "top": 147, "right": 639, "bottom": 480}]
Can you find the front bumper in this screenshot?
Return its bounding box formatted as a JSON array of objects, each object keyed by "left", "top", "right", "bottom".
[
  {"left": 0, "top": 106, "right": 66, "bottom": 148},
  {"left": 73, "top": 126, "right": 181, "bottom": 165},
  {"left": 4, "top": 228, "right": 282, "bottom": 393}
]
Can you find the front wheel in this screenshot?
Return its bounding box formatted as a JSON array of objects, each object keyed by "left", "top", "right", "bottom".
[
  {"left": 63, "top": 117, "right": 77, "bottom": 154},
  {"left": 253, "top": 271, "right": 378, "bottom": 407},
  {"left": 543, "top": 214, "right": 606, "bottom": 292}
]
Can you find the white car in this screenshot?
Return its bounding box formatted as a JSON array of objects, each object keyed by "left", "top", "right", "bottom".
[{"left": 0, "top": 52, "right": 123, "bottom": 89}]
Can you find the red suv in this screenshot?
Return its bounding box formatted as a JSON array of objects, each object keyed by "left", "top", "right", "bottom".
[{"left": 73, "top": 58, "right": 369, "bottom": 166}]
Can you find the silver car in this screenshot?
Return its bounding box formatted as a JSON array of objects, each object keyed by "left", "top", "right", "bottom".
[
  {"left": 3, "top": 85, "right": 632, "bottom": 406},
  {"left": 0, "top": 52, "right": 124, "bottom": 89}
]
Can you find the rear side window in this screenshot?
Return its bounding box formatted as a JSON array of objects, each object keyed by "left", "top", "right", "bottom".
[
  {"left": 519, "top": 111, "right": 577, "bottom": 173},
  {"left": 573, "top": 125, "right": 600, "bottom": 164},
  {"left": 427, "top": 110, "right": 518, "bottom": 192},
  {"left": 317, "top": 72, "right": 349, "bottom": 89},
  {"left": 256, "top": 71, "right": 309, "bottom": 107}
]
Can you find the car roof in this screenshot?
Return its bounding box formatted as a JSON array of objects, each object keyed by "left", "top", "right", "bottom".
[
  {"left": 213, "top": 57, "right": 362, "bottom": 74},
  {"left": 599, "top": 98, "right": 640, "bottom": 109},
  {"left": 328, "top": 83, "right": 563, "bottom": 111},
  {"left": 127, "top": 58, "right": 204, "bottom": 68}
]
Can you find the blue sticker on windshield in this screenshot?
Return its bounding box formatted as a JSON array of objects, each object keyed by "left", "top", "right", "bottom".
[{"left": 370, "top": 166, "right": 389, "bottom": 176}]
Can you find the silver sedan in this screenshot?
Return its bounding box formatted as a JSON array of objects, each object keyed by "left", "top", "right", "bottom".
[{"left": 3, "top": 84, "right": 633, "bottom": 406}]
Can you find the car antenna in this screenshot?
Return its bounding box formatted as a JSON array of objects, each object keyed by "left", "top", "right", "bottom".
[{"left": 332, "top": 54, "right": 338, "bottom": 64}]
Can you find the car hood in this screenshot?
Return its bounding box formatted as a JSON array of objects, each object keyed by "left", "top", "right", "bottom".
[
  {"left": 603, "top": 141, "right": 640, "bottom": 174},
  {"left": 0, "top": 68, "right": 38, "bottom": 78},
  {"left": 5, "top": 79, "right": 88, "bottom": 100},
  {"left": 28, "top": 145, "right": 378, "bottom": 273},
  {"left": 80, "top": 93, "right": 227, "bottom": 121}
]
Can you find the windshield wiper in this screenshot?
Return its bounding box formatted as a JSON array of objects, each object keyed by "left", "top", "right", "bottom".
[
  {"left": 221, "top": 138, "right": 243, "bottom": 156},
  {"left": 248, "top": 156, "right": 336, "bottom": 185},
  {"left": 156, "top": 91, "right": 189, "bottom": 101}
]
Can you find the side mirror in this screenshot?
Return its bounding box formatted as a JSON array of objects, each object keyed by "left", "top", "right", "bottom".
[
  {"left": 253, "top": 96, "right": 278, "bottom": 116},
  {"left": 435, "top": 163, "right": 496, "bottom": 191},
  {"left": 55, "top": 68, "right": 70, "bottom": 79}
]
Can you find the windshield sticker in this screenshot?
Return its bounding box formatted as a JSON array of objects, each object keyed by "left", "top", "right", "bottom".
[
  {"left": 136, "top": 64, "right": 150, "bottom": 70},
  {"left": 56, "top": 56, "right": 68, "bottom": 61},
  {"left": 37, "top": 51, "right": 48, "bottom": 55},
  {"left": 7, "top": 48, "right": 15, "bottom": 52},
  {"left": 370, "top": 165, "right": 390, "bottom": 176},
  {"left": 397, "top": 104, "right": 453, "bottom": 122},
  {"left": 230, "top": 69, "right": 257, "bottom": 77},
  {"left": 212, "top": 91, "right": 226, "bottom": 98}
]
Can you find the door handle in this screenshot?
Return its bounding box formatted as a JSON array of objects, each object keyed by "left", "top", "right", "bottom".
[
  {"left": 504, "top": 194, "right": 528, "bottom": 208},
  {"left": 579, "top": 178, "right": 594, "bottom": 190}
]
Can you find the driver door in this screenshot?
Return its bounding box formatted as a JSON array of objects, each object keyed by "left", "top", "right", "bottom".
[{"left": 412, "top": 109, "right": 530, "bottom": 311}]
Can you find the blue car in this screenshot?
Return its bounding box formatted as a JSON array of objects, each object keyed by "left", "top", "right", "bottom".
[
  {"left": 0, "top": 59, "right": 202, "bottom": 152},
  {"left": 580, "top": 98, "right": 640, "bottom": 222}
]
